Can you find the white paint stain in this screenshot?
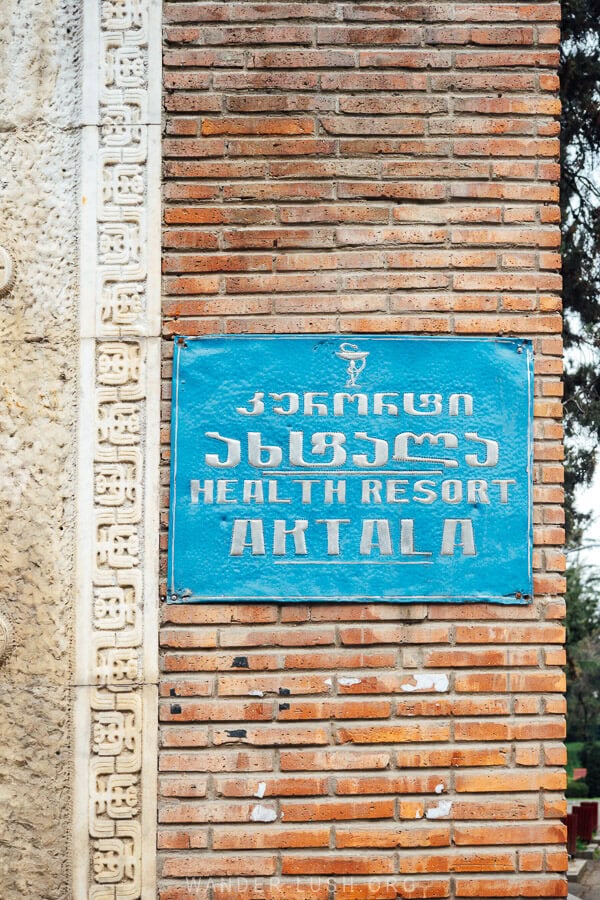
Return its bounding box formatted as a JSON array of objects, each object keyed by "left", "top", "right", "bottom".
[
  {"left": 339, "top": 677, "right": 361, "bottom": 687},
  {"left": 324, "top": 677, "right": 333, "bottom": 686},
  {"left": 414, "top": 809, "right": 422, "bottom": 819},
  {"left": 254, "top": 781, "right": 266, "bottom": 799},
  {"left": 251, "top": 804, "right": 277, "bottom": 823},
  {"left": 435, "top": 783, "right": 445, "bottom": 794},
  {"left": 248, "top": 689, "right": 264, "bottom": 697},
  {"left": 426, "top": 800, "right": 452, "bottom": 820},
  {"left": 401, "top": 674, "right": 449, "bottom": 693}
]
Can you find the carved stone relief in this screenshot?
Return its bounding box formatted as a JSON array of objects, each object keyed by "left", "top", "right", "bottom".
[
  {"left": 0, "top": 246, "right": 15, "bottom": 296},
  {"left": 77, "top": 1, "right": 160, "bottom": 897},
  {"left": 0, "top": 611, "right": 14, "bottom": 664}
]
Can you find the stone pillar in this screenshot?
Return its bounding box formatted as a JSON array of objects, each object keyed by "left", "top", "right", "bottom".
[
  {"left": 1, "top": 1, "right": 162, "bottom": 897},
  {"left": 73, "top": 1, "right": 161, "bottom": 897}
]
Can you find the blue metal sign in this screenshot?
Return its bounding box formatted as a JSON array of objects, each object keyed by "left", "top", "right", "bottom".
[{"left": 168, "top": 335, "right": 533, "bottom": 603}]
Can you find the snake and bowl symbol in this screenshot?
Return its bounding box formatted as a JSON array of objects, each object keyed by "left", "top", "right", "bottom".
[{"left": 335, "top": 342, "right": 370, "bottom": 388}]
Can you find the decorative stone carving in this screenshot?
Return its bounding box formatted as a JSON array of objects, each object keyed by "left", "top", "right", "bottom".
[
  {"left": 78, "top": 1, "right": 160, "bottom": 896},
  {"left": 0, "top": 612, "right": 13, "bottom": 664},
  {"left": 0, "top": 246, "right": 15, "bottom": 296}
]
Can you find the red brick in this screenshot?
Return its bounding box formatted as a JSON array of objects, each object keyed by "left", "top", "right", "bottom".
[
  {"left": 398, "top": 850, "right": 516, "bottom": 874},
  {"left": 212, "top": 724, "right": 330, "bottom": 746},
  {"left": 162, "top": 855, "right": 277, "bottom": 877},
  {"left": 455, "top": 770, "right": 566, "bottom": 792},
  {"left": 336, "top": 722, "right": 451, "bottom": 743},
  {"left": 214, "top": 775, "right": 327, "bottom": 797},
  {"left": 281, "top": 854, "right": 395, "bottom": 875},
  {"left": 446, "top": 798, "right": 539, "bottom": 821},
  {"left": 281, "top": 749, "right": 392, "bottom": 771},
  {"left": 213, "top": 887, "right": 328, "bottom": 900},
  {"left": 250, "top": 49, "right": 355, "bottom": 68},
  {"left": 278, "top": 699, "right": 392, "bottom": 720},
  {"left": 212, "top": 826, "right": 330, "bottom": 850},
  {"left": 454, "top": 822, "right": 566, "bottom": 845},
  {"left": 335, "top": 773, "right": 449, "bottom": 795},
  {"left": 396, "top": 746, "right": 509, "bottom": 768},
  {"left": 203, "top": 26, "right": 315, "bottom": 45},
  {"left": 159, "top": 750, "right": 273, "bottom": 772},
  {"left": 201, "top": 116, "right": 315, "bottom": 136},
  {"left": 160, "top": 3, "right": 564, "bottom": 894},
  {"left": 455, "top": 50, "right": 559, "bottom": 68},
  {"left": 281, "top": 798, "right": 395, "bottom": 822},
  {"left": 454, "top": 876, "right": 567, "bottom": 897},
  {"left": 318, "top": 25, "right": 423, "bottom": 46},
  {"left": 159, "top": 699, "right": 273, "bottom": 722},
  {"left": 336, "top": 825, "right": 451, "bottom": 848},
  {"left": 358, "top": 50, "right": 453, "bottom": 68}
]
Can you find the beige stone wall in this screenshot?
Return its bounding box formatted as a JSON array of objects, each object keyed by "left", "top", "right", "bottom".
[{"left": 0, "top": 2, "right": 80, "bottom": 895}]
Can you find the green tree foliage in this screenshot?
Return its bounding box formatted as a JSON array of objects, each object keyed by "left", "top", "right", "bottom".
[
  {"left": 566, "top": 564, "right": 600, "bottom": 741},
  {"left": 561, "top": 0, "right": 600, "bottom": 542},
  {"left": 566, "top": 778, "right": 589, "bottom": 797},
  {"left": 581, "top": 742, "right": 600, "bottom": 795}
]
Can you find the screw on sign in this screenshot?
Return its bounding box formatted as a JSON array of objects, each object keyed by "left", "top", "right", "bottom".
[{"left": 0, "top": 246, "right": 15, "bottom": 296}]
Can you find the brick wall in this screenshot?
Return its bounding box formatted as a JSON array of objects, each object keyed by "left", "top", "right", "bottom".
[{"left": 159, "top": 3, "right": 567, "bottom": 898}]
